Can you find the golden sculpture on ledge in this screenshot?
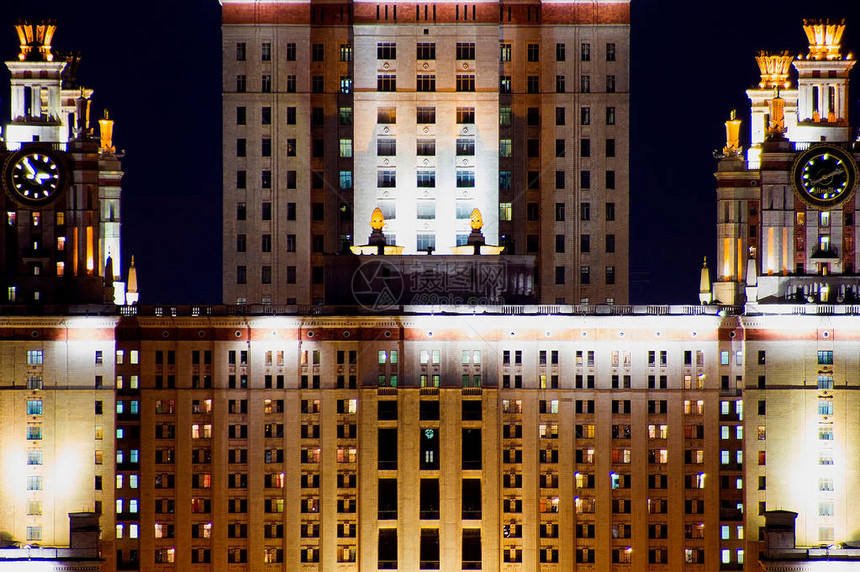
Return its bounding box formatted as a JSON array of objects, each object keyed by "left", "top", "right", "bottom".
[
  {"left": 350, "top": 208, "right": 404, "bottom": 255},
  {"left": 767, "top": 91, "right": 786, "bottom": 137},
  {"left": 723, "top": 110, "right": 742, "bottom": 156},
  {"left": 803, "top": 19, "right": 845, "bottom": 60},
  {"left": 15, "top": 20, "right": 56, "bottom": 62},
  {"left": 98, "top": 109, "right": 115, "bottom": 153},
  {"left": 470, "top": 208, "right": 483, "bottom": 231},
  {"left": 370, "top": 207, "right": 385, "bottom": 231},
  {"left": 755, "top": 51, "right": 794, "bottom": 89}
]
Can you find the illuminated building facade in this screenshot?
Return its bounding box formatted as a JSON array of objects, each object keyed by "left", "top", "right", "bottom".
[
  {"left": 0, "top": 317, "right": 117, "bottom": 570},
  {"left": 0, "top": 21, "right": 126, "bottom": 306},
  {"left": 220, "top": 0, "right": 630, "bottom": 306},
  {"left": 4, "top": 14, "right": 860, "bottom": 572},
  {"left": 713, "top": 19, "right": 858, "bottom": 307}
]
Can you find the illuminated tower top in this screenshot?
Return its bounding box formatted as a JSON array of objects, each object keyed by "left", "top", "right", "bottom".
[
  {"left": 14, "top": 19, "right": 57, "bottom": 62},
  {"left": 802, "top": 18, "right": 846, "bottom": 60},
  {"left": 4, "top": 21, "right": 92, "bottom": 147}
]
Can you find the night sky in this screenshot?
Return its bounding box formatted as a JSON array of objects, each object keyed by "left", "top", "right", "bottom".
[{"left": 1, "top": 1, "right": 859, "bottom": 305}]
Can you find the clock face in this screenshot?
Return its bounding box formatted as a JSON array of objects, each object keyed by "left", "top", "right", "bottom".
[
  {"left": 792, "top": 145, "right": 858, "bottom": 209},
  {"left": 3, "top": 148, "right": 67, "bottom": 207}
]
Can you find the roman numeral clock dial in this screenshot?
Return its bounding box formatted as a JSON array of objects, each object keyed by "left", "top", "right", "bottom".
[
  {"left": 791, "top": 145, "right": 859, "bottom": 209},
  {"left": 2, "top": 147, "right": 68, "bottom": 207}
]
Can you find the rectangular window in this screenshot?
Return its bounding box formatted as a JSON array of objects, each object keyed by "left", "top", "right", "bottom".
[
  {"left": 500, "top": 43, "right": 512, "bottom": 62},
  {"left": 456, "top": 171, "right": 475, "bottom": 188},
  {"left": 456, "top": 42, "right": 475, "bottom": 59},
  {"left": 377, "top": 170, "right": 396, "bottom": 188},
  {"left": 456, "top": 139, "right": 475, "bottom": 156},
  {"left": 417, "top": 42, "right": 436, "bottom": 60},
  {"left": 607, "top": 42, "right": 616, "bottom": 61},
  {"left": 416, "top": 139, "right": 435, "bottom": 156},
  {"left": 581, "top": 107, "right": 591, "bottom": 125},
  {"left": 377, "top": 107, "right": 397, "bottom": 124},
  {"left": 606, "top": 75, "right": 616, "bottom": 93},
  {"left": 416, "top": 74, "right": 436, "bottom": 92},
  {"left": 340, "top": 43, "right": 353, "bottom": 61},
  {"left": 377, "top": 75, "right": 396, "bottom": 91},
  {"left": 556, "top": 43, "right": 566, "bottom": 61},
  {"left": 457, "top": 107, "right": 475, "bottom": 124},
  {"left": 456, "top": 74, "right": 475, "bottom": 92},
  {"left": 286, "top": 43, "right": 296, "bottom": 60},
  {"left": 527, "top": 43, "right": 539, "bottom": 62},
  {"left": 377, "top": 42, "right": 397, "bottom": 59},
  {"left": 416, "top": 107, "right": 435, "bottom": 124},
  {"left": 416, "top": 171, "right": 436, "bottom": 187},
  {"left": 580, "top": 42, "right": 591, "bottom": 61}
]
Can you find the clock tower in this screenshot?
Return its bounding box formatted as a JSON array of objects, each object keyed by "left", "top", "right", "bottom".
[
  {"left": 713, "top": 20, "right": 858, "bottom": 305},
  {"left": 0, "top": 21, "right": 126, "bottom": 306}
]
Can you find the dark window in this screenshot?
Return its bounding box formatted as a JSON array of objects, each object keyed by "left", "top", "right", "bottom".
[
  {"left": 236, "top": 139, "right": 246, "bottom": 157},
  {"left": 556, "top": 139, "right": 565, "bottom": 157},
  {"left": 236, "top": 106, "right": 246, "bottom": 125},
  {"left": 555, "top": 234, "right": 565, "bottom": 253},
  {"left": 556, "top": 107, "right": 565, "bottom": 125},
  {"left": 462, "top": 529, "right": 482, "bottom": 568},
  {"left": 462, "top": 429, "right": 482, "bottom": 470},
  {"left": 527, "top": 203, "right": 539, "bottom": 221},
  {"left": 287, "top": 203, "right": 296, "bottom": 220},
  {"left": 378, "top": 478, "right": 397, "bottom": 519},
  {"left": 286, "top": 43, "right": 296, "bottom": 61},
  {"left": 606, "top": 138, "right": 616, "bottom": 157},
  {"left": 556, "top": 43, "right": 565, "bottom": 61},
  {"left": 581, "top": 138, "right": 591, "bottom": 157},
  {"left": 262, "top": 202, "right": 272, "bottom": 220},
  {"left": 378, "top": 529, "right": 397, "bottom": 569},
  {"left": 555, "top": 266, "right": 565, "bottom": 284},
  {"left": 581, "top": 234, "right": 590, "bottom": 253},
  {"left": 580, "top": 203, "right": 590, "bottom": 221},
  {"left": 606, "top": 203, "right": 615, "bottom": 221},
  {"left": 580, "top": 170, "right": 591, "bottom": 189},
  {"left": 527, "top": 43, "right": 539, "bottom": 61},
  {"left": 527, "top": 108, "right": 540, "bottom": 126},
  {"left": 606, "top": 171, "right": 616, "bottom": 189},
  {"left": 420, "top": 529, "right": 440, "bottom": 568},
  {"left": 312, "top": 43, "right": 324, "bottom": 61},
  {"left": 555, "top": 203, "right": 565, "bottom": 221},
  {"left": 378, "top": 429, "right": 398, "bottom": 470},
  {"left": 606, "top": 234, "right": 615, "bottom": 253},
  {"left": 462, "top": 479, "right": 481, "bottom": 519},
  {"left": 420, "top": 479, "right": 440, "bottom": 519}
]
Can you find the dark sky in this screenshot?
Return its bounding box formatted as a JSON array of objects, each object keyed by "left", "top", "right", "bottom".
[{"left": 2, "top": 2, "right": 859, "bottom": 305}]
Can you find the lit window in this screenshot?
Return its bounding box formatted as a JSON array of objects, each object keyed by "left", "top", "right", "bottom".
[{"left": 27, "top": 475, "right": 42, "bottom": 490}]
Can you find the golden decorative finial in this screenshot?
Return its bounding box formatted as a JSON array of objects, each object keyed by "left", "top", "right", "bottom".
[
  {"left": 803, "top": 19, "right": 845, "bottom": 61},
  {"left": 755, "top": 51, "right": 794, "bottom": 89},
  {"left": 470, "top": 208, "right": 483, "bottom": 231},
  {"left": 723, "top": 111, "right": 742, "bottom": 155},
  {"left": 98, "top": 109, "right": 115, "bottom": 153},
  {"left": 370, "top": 207, "right": 385, "bottom": 231},
  {"left": 767, "top": 89, "right": 786, "bottom": 137},
  {"left": 15, "top": 20, "right": 57, "bottom": 62}
]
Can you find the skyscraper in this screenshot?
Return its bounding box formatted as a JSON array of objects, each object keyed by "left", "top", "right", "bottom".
[{"left": 221, "top": 0, "right": 630, "bottom": 306}]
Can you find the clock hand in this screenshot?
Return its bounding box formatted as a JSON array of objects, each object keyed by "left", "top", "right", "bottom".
[
  {"left": 809, "top": 166, "right": 845, "bottom": 187},
  {"left": 23, "top": 158, "right": 36, "bottom": 179}
]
